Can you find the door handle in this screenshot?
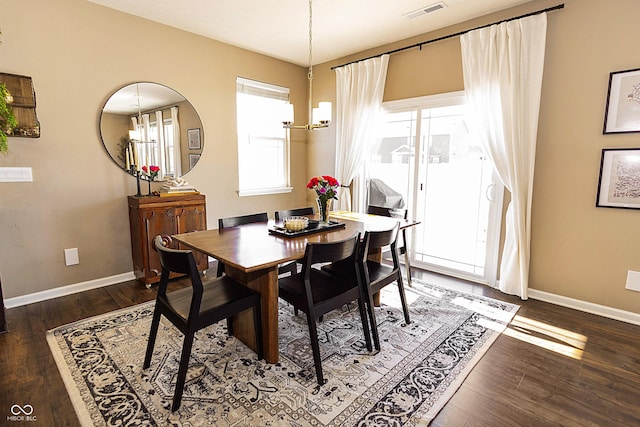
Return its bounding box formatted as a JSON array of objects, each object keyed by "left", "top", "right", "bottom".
[{"left": 485, "top": 183, "right": 495, "bottom": 202}]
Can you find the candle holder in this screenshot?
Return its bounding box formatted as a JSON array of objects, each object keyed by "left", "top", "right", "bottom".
[{"left": 130, "top": 165, "right": 142, "bottom": 197}]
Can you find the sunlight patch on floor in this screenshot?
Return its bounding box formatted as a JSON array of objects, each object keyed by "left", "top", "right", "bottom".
[
  {"left": 379, "top": 285, "right": 421, "bottom": 309},
  {"left": 448, "top": 294, "right": 588, "bottom": 360},
  {"left": 502, "top": 315, "right": 587, "bottom": 360},
  {"left": 450, "top": 296, "right": 515, "bottom": 322}
]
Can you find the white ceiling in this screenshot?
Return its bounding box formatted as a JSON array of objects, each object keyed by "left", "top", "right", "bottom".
[
  {"left": 102, "top": 83, "right": 186, "bottom": 114},
  {"left": 88, "top": 0, "right": 533, "bottom": 67}
]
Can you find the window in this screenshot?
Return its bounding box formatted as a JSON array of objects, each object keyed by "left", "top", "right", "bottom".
[
  {"left": 132, "top": 113, "right": 176, "bottom": 180},
  {"left": 162, "top": 120, "right": 176, "bottom": 178},
  {"left": 236, "top": 77, "right": 291, "bottom": 196}
]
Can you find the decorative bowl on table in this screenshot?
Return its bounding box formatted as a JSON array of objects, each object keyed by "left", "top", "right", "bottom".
[{"left": 283, "top": 216, "right": 309, "bottom": 232}]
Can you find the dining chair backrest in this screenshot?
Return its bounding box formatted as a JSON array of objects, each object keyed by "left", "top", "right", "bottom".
[
  {"left": 302, "top": 233, "right": 360, "bottom": 277},
  {"left": 218, "top": 212, "right": 268, "bottom": 229},
  {"left": 364, "top": 223, "right": 400, "bottom": 263},
  {"left": 153, "top": 235, "right": 203, "bottom": 296},
  {"left": 274, "top": 207, "right": 314, "bottom": 221},
  {"left": 367, "top": 205, "right": 408, "bottom": 220},
  {"left": 217, "top": 212, "right": 269, "bottom": 277}
]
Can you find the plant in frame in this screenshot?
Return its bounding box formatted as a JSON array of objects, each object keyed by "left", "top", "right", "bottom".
[{"left": 0, "top": 83, "right": 17, "bottom": 154}]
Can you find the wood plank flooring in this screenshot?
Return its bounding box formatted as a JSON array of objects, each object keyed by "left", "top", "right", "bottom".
[{"left": 1, "top": 269, "right": 639, "bottom": 426}]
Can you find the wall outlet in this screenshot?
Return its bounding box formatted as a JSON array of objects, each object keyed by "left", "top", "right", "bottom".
[
  {"left": 625, "top": 270, "right": 640, "bottom": 291},
  {"left": 0, "top": 167, "right": 33, "bottom": 182},
  {"left": 64, "top": 248, "right": 79, "bottom": 266}
]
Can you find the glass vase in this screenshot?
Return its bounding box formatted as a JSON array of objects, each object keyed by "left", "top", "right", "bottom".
[{"left": 317, "top": 197, "right": 331, "bottom": 224}]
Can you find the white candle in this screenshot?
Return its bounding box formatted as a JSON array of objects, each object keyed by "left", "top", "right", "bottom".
[
  {"left": 132, "top": 143, "right": 139, "bottom": 171},
  {"left": 125, "top": 147, "right": 131, "bottom": 170}
]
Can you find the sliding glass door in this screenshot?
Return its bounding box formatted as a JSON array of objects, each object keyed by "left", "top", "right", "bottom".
[{"left": 366, "top": 92, "right": 503, "bottom": 285}]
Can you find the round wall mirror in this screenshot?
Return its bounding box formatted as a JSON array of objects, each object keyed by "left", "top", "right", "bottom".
[{"left": 99, "top": 82, "right": 203, "bottom": 179}]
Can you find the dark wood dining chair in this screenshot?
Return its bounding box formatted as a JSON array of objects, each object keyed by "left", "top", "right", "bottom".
[
  {"left": 144, "top": 235, "right": 263, "bottom": 412},
  {"left": 323, "top": 224, "right": 410, "bottom": 351},
  {"left": 218, "top": 212, "right": 269, "bottom": 229},
  {"left": 274, "top": 207, "right": 315, "bottom": 278},
  {"left": 274, "top": 206, "right": 315, "bottom": 221},
  {"left": 367, "top": 205, "right": 413, "bottom": 287},
  {"left": 216, "top": 212, "right": 296, "bottom": 277},
  {"left": 277, "top": 233, "right": 373, "bottom": 385},
  {"left": 217, "top": 212, "right": 295, "bottom": 277}
]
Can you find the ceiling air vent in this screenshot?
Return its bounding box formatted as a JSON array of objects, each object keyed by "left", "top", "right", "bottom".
[{"left": 404, "top": 2, "right": 446, "bottom": 19}]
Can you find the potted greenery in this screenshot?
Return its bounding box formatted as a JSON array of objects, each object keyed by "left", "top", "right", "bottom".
[{"left": 0, "top": 82, "right": 17, "bottom": 154}]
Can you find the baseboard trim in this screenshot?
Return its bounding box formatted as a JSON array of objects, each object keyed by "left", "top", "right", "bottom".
[
  {"left": 5, "top": 275, "right": 639, "bottom": 326},
  {"left": 528, "top": 288, "right": 640, "bottom": 326},
  {"left": 4, "top": 272, "right": 136, "bottom": 309}
]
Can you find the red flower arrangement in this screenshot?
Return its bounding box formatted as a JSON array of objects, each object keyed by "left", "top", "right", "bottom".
[
  {"left": 142, "top": 165, "right": 160, "bottom": 181},
  {"left": 306, "top": 175, "right": 340, "bottom": 201}
]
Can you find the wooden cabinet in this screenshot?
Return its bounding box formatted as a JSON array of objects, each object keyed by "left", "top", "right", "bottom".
[{"left": 128, "top": 194, "right": 207, "bottom": 287}]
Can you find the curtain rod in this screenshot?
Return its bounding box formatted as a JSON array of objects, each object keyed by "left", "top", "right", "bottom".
[{"left": 331, "top": 3, "right": 564, "bottom": 70}]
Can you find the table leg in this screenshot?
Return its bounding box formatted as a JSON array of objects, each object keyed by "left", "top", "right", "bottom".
[{"left": 225, "top": 265, "right": 279, "bottom": 363}]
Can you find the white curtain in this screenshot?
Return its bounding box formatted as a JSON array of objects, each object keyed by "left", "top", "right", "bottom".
[
  {"left": 460, "top": 14, "right": 547, "bottom": 299},
  {"left": 171, "top": 107, "right": 182, "bottom": 177},
  {"left": 155, "top": 110, "right": 166, "bottom": 180},
  {"left": 334, "top": 54, "right": 389, "bottom": 212},
  {"left": 130, "top": 116, "right": 139, "bottom": 170},
  {"left": 141, "top": 113, "right": 153, "bottom": 168}
]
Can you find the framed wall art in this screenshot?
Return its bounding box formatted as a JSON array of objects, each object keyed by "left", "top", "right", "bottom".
[
  {"left": 189, "top": 154, "right": 200, "bottom": 169},
  {"left": 188, "top": 128, "right": 201, "bottom": 150},
  {"left": 596, "top": 148, "right": 640, "bottom": 209},
  {"left": 603, "top": 68, "right": 640, "bottom": 134}
]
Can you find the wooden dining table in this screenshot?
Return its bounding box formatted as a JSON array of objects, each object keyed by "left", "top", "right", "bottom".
[{"left": 172, "top": 210, "right": 419, "bottom": 363}]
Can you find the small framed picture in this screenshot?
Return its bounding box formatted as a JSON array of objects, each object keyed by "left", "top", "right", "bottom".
[
  {"left": 188, "top": 128, "right": 201, "bottom": 150},
  {"left": 189, "top": 153, "right": 200, "bottom": 169},
  {"left": 603, "top": 68, "right": 640, "bottom": 134},
  {"left": 596, "top": 148, "right": 640, "bottom": 209}
]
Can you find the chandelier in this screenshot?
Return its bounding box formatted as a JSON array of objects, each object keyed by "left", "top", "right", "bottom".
[
  {"left": 282, "top": 0, "right": 331, "bottom": 130},
  {"left": 128, "top": 83, "right": 154, "bottom": 144},
  {"left": 128, "top": 84, "right": 144, "bottom": 142}
]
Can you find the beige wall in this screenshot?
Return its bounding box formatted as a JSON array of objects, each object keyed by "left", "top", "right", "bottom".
[
  {"left": 0, "top": 0, "right": 308, "bottom": 299},
  {"left": 3, "top": 0, "right": 640, "bottom": 317},
  {"left": 310, "top": 0, "right": 640, "bottom": 314}
]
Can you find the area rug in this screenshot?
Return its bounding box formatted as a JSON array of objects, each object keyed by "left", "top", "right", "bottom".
[{"left": 47, "top": 279, "right": 518, "bottom": 426}]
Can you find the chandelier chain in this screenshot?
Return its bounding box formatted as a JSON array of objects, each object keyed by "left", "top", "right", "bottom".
[{"left": 308, "top": 0, "right": 313, "bottom": 81}]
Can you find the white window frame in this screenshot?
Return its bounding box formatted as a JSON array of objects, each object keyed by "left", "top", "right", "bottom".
[{"left": 236, "top": 77, "right": 292, "bottom": 197}]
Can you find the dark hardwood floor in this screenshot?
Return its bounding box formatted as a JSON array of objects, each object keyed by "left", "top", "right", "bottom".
[{"left": 1, "top": 267, "right": 639, "bottom": 426}]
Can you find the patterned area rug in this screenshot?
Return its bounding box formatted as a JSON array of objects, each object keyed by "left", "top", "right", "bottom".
[{"left": 47, "top": 279, "right": 518, "bottom": 426}]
